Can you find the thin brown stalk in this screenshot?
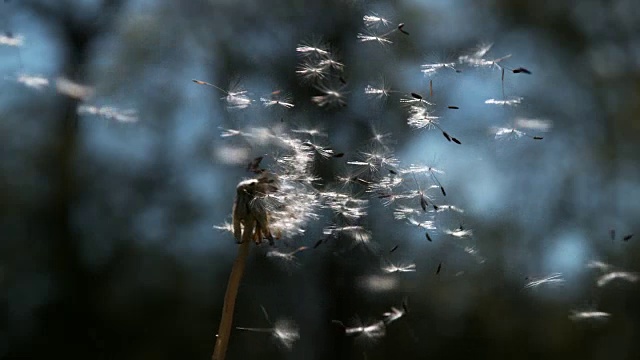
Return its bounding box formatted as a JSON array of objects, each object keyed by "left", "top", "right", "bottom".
[{"left": 212, "top": 238, "right": 251, "bottom": 360}]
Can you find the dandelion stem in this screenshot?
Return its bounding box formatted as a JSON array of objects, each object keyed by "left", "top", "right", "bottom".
[{"left": 212, "top": 239, "right": 251, "bottom": 360}]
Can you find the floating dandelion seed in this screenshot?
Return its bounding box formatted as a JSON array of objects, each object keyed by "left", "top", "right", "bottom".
[
  {"left": 296, "top": 59, "right": 329, "bottom": 83},
  {"left": 311, "top": 83, "right": 347, "bottom": 107},
  {"left": 192, "top": 79, "right": 252, "bottom": 110},
  {"left": 291, "top": 127, "right": 327, "bottom": 137},
  {"left": 586, "top": 260, "right": 612, "bottom": 272},
  {"left": 321, "top": 191, "right": 369, "bottom": 221},
  {"left": 406, "top": 105, "right": 462, "bottom": 144},
  {"left": 381, "top": 260, "right": 416, "bottom": 273},
  {"left": 401, "top": 93, "right": 434, "bottom": 106},
  {"left": 302, "top": 140, "right": 335, "bottom": 158},
  {"left": 266, "top": 246, "right": 308, "bottom": 268},
  {"left": 77, "top": 105, "right": 138, "bottom": 123},
  {"left": 494, "top": 127, "right": 526, "bottom": 140},
  {"left": 237, "top": 319, "right": 300, "bottom": 350},
  {"left": 460, "top": 42, "right": 494, "bottom": 62},
  {"left": 260, "top": 90, "right": 294, "bottom": 109},
  {"left": 586, "top": 260, "right": 638, "bottom": 287},
  {"left": 596, "top": 271, "right": 639, "bottom": 287},
  {"left": 323, "top": 225, "right": 371, "bottom": 244},
  {"left": 365, "top": 78, "right": 395, "bottom": 101},
  {"left": 213, "top": 222, "right": 235, "bottom": 234},
  {"left": 425, "top": 232, "right": 432, "bottom": 242},
  {"left": 296, "top": 41, "right": 330, "bottom": 57},
  {"left": 397, "top": 23, "right": 409, "bottom": 35},
  {"left": 318, "top": 55, "right": 345, "bottom": 72},
  {"left": 420, "top": 61, "right": 459, "bottom": 76},
  {"left": 524, "top": 272, "right": 565, "bottom": 289},
  {"left": 16, "top": 74, "right": 49, "bottom": 90},
  {"left": 485, "top": 97, "right": 523, "bottom": 106},
  {"left": 445, "top": 227, "right": 473, "bottom": 238},
  {"left": 568, "top": 310, "right": 610, "bottom": 322},
  {"left": 334, "top": 319, "right": 387, "bottom": 340},
  {"left": 407, "top": 216, "right": 436, "bottom": 230},
  {"left": 512, "top": 67, "right": 532, "bottom": 74},
  {"left": 357, "top": 30, "right": 393, "bottom": 46},
  {"left": 0, "top": 33, "right": 23, "bottom": 46},
  {"left": 458, "top": 43, "right": 511, "bottom": 69},
  {"left": 56, "top": 77, "right": 94, "bottom": 100},
  {"left": 382, "top": 305, "right": 406, "bottom": 325},
  {"left": 363, "top": 12, "right": 391, "bottom": 28},
  {"left": 514, "top": 117, "right": 553, "bottom": 131}
]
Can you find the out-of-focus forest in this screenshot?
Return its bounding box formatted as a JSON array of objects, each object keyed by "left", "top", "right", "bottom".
[{"left": 2, "top": 0, "right": 640, "bottom": 359}]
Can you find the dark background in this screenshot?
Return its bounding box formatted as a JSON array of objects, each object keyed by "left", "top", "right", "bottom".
[{"left": 2, "top": 0, "right": 640, "bottom": 359}]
